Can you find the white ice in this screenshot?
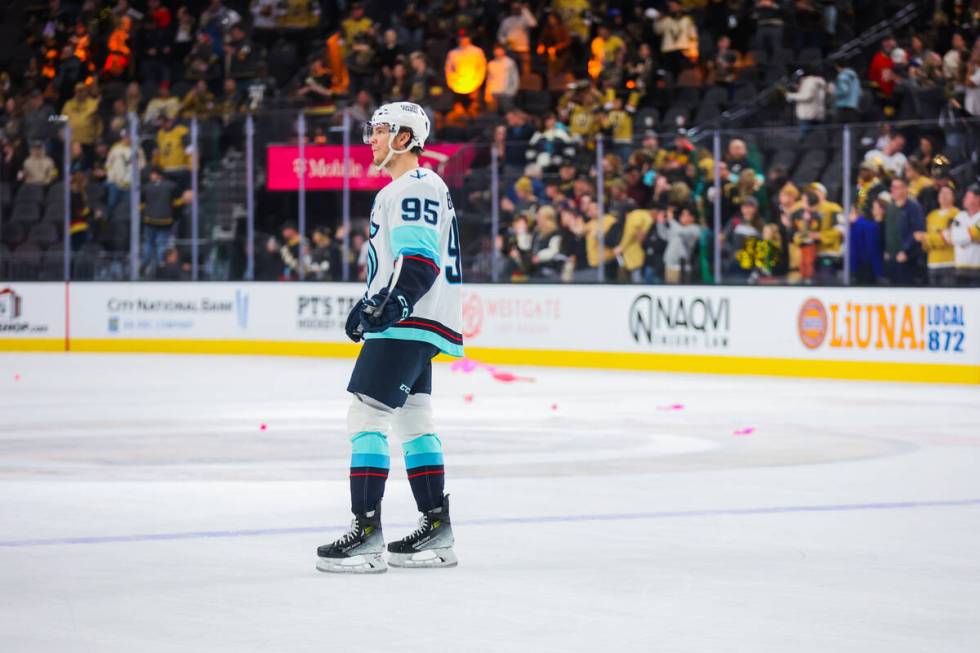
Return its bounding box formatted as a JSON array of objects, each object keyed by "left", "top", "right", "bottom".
[{"left": 1, "top": 352, "right": 979, "bottom": 652}]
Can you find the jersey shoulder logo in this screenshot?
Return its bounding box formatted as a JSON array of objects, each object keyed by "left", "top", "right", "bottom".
[{"left": 410, "top": 170, "right": 426, "bottom": 179}]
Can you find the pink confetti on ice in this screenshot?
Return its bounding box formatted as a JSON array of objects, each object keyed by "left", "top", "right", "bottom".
[
  {"left": 450, "top": 357, "right": 532, "bottom": 383},
  {"left": 491, "top": 371, "right": 535, "bottom": 383},
  {"left": 450, "top": 358, "right": 480, "bottom": 373},
  {"left": 550, "top": 403, "right": 558, "bottom": 411},
  {"left": 259, "top": 423, "right": 268, "bottom": 431},
  {"left": 657, "top": 403, "right": 685, "bottom": 411},
  {"left": 463, "top": 394, "right": 474, "bottom": 403},
  {"left": 733, "top": 427, "right": 756, "bottom": 436},
  {"left": 14, "top": 374, "right": 21, "bottom": 381}
]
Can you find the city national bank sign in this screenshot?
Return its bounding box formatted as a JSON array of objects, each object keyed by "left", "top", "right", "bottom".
[{"left": 105, "top": 290, "right": 250, "bottom": 334}]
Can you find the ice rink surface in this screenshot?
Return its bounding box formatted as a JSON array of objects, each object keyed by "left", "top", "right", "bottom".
[{"left": 1, "top": 352, "right": 979, "bottom": 652}]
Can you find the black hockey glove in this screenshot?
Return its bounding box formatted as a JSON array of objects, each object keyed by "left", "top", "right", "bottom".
[
  {"left": 345, "top": 298, "right": 367, "bottom": 342},
  {"left": 359, "top": 288, "right": 413, "bottom": 333}
]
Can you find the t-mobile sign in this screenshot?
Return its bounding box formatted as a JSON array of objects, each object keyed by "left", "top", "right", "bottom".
[{"left": 266, "top": 144, "right": 474, "bottom": 191}]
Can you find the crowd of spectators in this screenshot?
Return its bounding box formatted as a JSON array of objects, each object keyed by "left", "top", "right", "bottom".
[
  {"left": 0, "top": 1, "right": 978, "bottom": 285},
  {"left": 483, "top": 124, "right": 980, "bottom": 287}
]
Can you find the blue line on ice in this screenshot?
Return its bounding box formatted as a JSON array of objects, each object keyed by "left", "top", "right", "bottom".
[{"left": 2, "top": 498, "right": 978, "bottom": 548}]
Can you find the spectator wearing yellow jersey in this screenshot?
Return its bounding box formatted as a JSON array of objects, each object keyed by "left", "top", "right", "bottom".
[
  {"left": 61, "top": 83, "right": 102, "bottom": 167},
  {"left": 614, "top": 208, "right": 654, "bottom": 283},
  {"left": 589, "top": 24, "right": 626, "bottom": 82},
  {"left": 341, "top": 2, "right": 373, "bottom": 45},
  {"left": 560, "top": 81, "right": 603, "bottom": 146},
  {"left": 904, "top": 159, "right": 933, "bottom": 201},
  {"left": 552, "top": 0, "right": 590, "bottom": 42},
  {"left": 602, "top": 96, "right": 633, "bottom": 161},
  {"left": 153, "top": 115, "right": 192, "bottom": 190},
  {"left": 913, "top": 185, "right": 958, "bottom": 285},
  {"left": 277, "top": 0, "right": 321, "bottom": 30},
  {"left": 445, "top": 30, "right": 486, "bottom": 110}
]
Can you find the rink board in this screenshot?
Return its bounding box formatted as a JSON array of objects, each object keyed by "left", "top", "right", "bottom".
[{"left": 1, "top": 282, "right": 977, "bottom": 384}]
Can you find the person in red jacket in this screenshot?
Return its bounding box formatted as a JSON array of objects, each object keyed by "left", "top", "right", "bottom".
[{"left": 868, "top": 34, "right": 897, "bottom": 100}]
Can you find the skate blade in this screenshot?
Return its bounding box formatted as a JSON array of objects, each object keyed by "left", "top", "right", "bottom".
[
  {"left": 316, "top": 553, "right": 388, "bottom": 574},
  {"left": 388, "top": 547, "right": 458, "bottom": 569}
]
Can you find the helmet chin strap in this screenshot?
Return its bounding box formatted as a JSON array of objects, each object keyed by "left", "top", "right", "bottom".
[{"left": 376, "top": 129, "right": 413, "bottom": 171}]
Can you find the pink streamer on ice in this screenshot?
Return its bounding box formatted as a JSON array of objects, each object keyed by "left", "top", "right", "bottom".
[
  {"left": 657, "top": 403, "right": 685, "bottom": 411},
  {"left": 450, "top": 357, "right": 534, "bottom": 383},
  {"left": 450, "top": 358, "right": 482, "bottom": 373},
  {"left": 490, "top": 371, "right": 535, "bottom": 383},
  {"left": 733, "top": 427, "right": 756, "bottom": 436}
]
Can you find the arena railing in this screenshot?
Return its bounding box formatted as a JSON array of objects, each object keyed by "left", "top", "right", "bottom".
[{"left": 0, "top": 109, "right": 977, "bottom": 287}]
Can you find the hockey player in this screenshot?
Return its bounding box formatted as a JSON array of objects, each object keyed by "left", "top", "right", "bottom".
[{"left": 316, "top": 102, "right": 464, "bottom": 573}]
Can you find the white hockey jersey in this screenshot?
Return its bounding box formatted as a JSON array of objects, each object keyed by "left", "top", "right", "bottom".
[
  {"left": 948, "top": 209, "right": 980, "bottom": 270},
  {"left": 363, "top": 167, "right": 464, "bottom": 357}
]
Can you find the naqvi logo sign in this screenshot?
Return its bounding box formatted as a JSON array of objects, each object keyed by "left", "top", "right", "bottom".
[
  {"left": 234, "top": 290, "right": 249, "bottom": 329},
  {"left": 629, "top": 293, "right": 730, "bottom": 349}
]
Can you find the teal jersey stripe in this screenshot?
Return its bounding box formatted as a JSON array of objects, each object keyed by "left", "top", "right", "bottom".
[
  {"left": 351, "top": 452, "right": 390, "bottom": 469},
  {"left": 405, "top": 452, "right": 444, "bottom": 468},
  {"left": 364, "top": 328, "right": 464, "bottom": 358},
  {"left": 391, "top": 225, "right": 441, "bottom": 265}
]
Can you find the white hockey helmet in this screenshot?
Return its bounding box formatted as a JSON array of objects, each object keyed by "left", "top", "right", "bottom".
[{"left": 362, "top": 101, "right": 431, "bottom": 151}]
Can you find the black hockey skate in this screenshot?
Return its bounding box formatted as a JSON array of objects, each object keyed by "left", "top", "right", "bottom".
[
  {"left": 387, "top": 495, "right": 457, "bottom": 568},
  {"left": 316, "top": 506, "right": 387, "bottom": 574}
]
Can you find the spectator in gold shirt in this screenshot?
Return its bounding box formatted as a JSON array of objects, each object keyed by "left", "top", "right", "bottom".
[
  {"left": 153, "top": 115, "right": 192, "bottom": 189},
  {"left": 904, "top": 159, "right": 933, "bottom": 201},
  {"left": 341, "top": 2, "right": 374, "bottom": 45},
  {"left": 913, "top": 185, "right": 957, "bottom": 285},
  {"left": 61, "top": 83, "right": 102, "bottom": 166}
]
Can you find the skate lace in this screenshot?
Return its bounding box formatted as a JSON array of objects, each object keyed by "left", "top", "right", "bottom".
[
  {"left": 405, "top": 514, "right": 430, "bottom": 541},
  {"left": 336, "top": 518, "right": 361, "bottom": 545}
]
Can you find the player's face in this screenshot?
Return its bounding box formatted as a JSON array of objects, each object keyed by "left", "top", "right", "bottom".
[{"left": 365, "top": 123, "right": 391, "bottom": 166}]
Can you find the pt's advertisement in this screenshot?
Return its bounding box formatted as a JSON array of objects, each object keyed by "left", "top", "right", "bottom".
[{"left": 294, "top": 291, "right": 363, "bottom": 334}]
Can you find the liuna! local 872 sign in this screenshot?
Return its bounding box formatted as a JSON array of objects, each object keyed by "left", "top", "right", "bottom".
[{"left": 797, "top": 294, "right": 972, "bottom": 358}]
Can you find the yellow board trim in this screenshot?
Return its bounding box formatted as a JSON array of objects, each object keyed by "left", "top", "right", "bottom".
[
  {"left": 461, "top": 347, "right": 980, "bottom": 385},
  {"left": 50, "top": 338, "right": 980, "bottom": 385},
  {"left": 70, "top": 338, "right": 361, "bottom": 358},
  {"left": 0, "top": 338, "right": 66, "bottom": 352}
]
